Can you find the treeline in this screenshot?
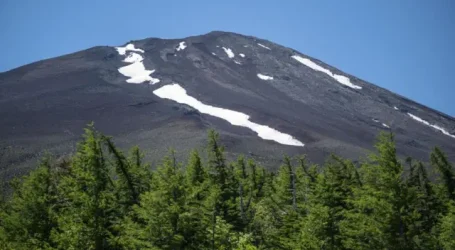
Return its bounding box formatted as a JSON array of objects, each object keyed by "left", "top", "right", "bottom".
[{"left": 1, "top": 124, "right": 454, "bottom": 249}]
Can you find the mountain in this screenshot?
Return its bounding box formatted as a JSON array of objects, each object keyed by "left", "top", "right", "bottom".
[{"left": 1, "top": 31, "right": 454, "bottom": 179}]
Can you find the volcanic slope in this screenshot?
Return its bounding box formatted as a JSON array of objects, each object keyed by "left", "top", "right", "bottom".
[{"left": 1, "top": 31, "right": 454, "bottom": 178}]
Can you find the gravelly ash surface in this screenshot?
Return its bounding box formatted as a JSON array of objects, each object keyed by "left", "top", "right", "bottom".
[{"left": 1, "top": 31, "right": 454, "bottom": 179}]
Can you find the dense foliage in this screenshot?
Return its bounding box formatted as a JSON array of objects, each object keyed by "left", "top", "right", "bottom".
[{"left": 1, "top": 125, "right": 454, "bottom": 249}]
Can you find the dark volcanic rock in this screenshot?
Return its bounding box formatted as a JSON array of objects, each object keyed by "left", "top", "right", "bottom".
[{"left": 1, "top": 31, "right": 454, "bottom": 179}]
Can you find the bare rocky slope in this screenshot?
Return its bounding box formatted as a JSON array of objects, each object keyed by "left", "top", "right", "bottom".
[{"left": 1, "top": 31, "right": 454, "bottom": 179}]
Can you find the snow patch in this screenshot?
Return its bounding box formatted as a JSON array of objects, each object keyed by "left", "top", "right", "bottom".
[
  {"left": 408, "top": 113, "right": 455, "bottom": 139},
  {"left": 257, "top": 43, "right": 271, "bottom": 50},
  {"left": 118, "top": 62, "right": 160, "bottom": 84},
  {"left": 116, "top": 44, "right": 144, "bottom": 55},
  {"left": 176, "top": 41, "right": 187, "bottom": 51},
  {"left": 116, "top": 43, "right": 160, "bottom": 85},
  {"left": 123, "top": 53, "right": 143, "bottom": 63},
  {"left": 153, "top": 83, "right": 304, "bottom": 146},
  {"left": 222, "top": 47, "right": 235, "bottom": 58},
  {"left": 382, "top": 123, "right": 390, "bottom": 128},
  {"left": 394, "top": 106, "right": 399, "bottom": 110},
  {"left": 291, "top": 55, "right": 362, "bottom": 90},
  {"left": 212, "top": 52, "right": 217, "bottom": 56},
  {"left": 234, "top": 60, "right": 242, "bottom": 65},
  {"left": 239, "top": 53, "right": 245, "bottom": 57},
  {"left": 257, "top": 74, "right": 274, "bottom": 80}
]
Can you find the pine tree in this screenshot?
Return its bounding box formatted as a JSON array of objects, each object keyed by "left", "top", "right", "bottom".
[
  {"left": 205, "top": 215, "right": 256, "bottom": 250},
  {"left": 118, "top": 150, "right": 193, "bottom": 249},
  {"left": 272, "top": 156, "right": 297, "bottom": 211},
  {"left": 438, "top": 201, "right": 455, "bottom": 250},
  {"left": 247, "top": 159, "right": 267, "bottom": 201},
  {"left": 234, "top": 233, "right": 258, "bottom": 250},
  {"left": 184, "top": 150, "right": 212, "bottom": 248},
  {"left": 126, "top": 145, "right": 153, "bottom": 197},
  {"left": 0, "top": 155, "right": 60, "bottom": 249},
  {"left": 234, "top": 155, "right": 249, "bottom": 228},
  {"left": 405, "top": 160, "right": 442, "bottom": 249},
  {"left": 340, "top": 132, "right": 410, "bottom": 249},
  {"left": 50, "top": 124, "right": 118, "bottom": 249},
  {"left": 2, "top": 124, "right": 455, "bottom": 249},
  {"left": 207, "top": 129, "right": 227, "bottom": 186},
  {"left": 431, "top": 147, "right": 455, "bottom": 201},
  {"left": 255, "top": 156, "right": 302, "bottom": 249},
  {"left": 296, "top": 155, "right": 318, "bottom": 202},
  {"left": 104, "top": 138, "right": 152, "bottom": 216},
  {"left": 186, "top": 150, "right": 205, "bottom": 187},
  {"left": 245, "top": 159, "right": 267, "bottom": 227},
  {"left": 298, "top": 202, "right": 330, "bottom": 250},
  {"left": 301, "top": 155, "right": 359, "bottom": 249},
  {"left": 206, "top": 130, "right": 238, "bottom": 227}
]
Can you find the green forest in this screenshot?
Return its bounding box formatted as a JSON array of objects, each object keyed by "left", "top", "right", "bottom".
[{"left": 1, "top": 124, "right": 454, "bottom": 250}]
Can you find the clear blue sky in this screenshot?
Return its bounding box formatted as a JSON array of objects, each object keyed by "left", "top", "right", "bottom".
[{"left": 1, "top": 0, "right": 454, "bottom": 116}]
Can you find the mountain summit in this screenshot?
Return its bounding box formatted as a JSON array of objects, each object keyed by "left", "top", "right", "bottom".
[{"left": 1, "top": 31, "right": 454, "bottom": 177}]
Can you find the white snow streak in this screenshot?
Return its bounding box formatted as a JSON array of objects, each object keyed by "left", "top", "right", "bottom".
[
  {"left": 239, "top": 53, "right": 245, "bottom": 57},
  {"left": 116, "top": 44, "right": 160, "bottom": 85},
  {"left": 153, "top": 83, "right": 304, "bottom": 146},
  {"left": 257, "top": 43, "right": 271, "bottom": 50},
  {"left": 212, "top": 52, "right": 217, "bottom": 56},
  {"left": 394, "top": 106, "right": 399, "bottom": 110},
  {"left": 234, "top": 60, "right": 242, "bottom": 65},
  {"left": 408, "top": 113, "right": 455, "bottom": 139},
  {"left": 176, "top": 41, "right": 187, "bottom": 51},
  {"left": 373, "top": 119, "right": 390, "bottom": 129},
  {"left": 222, "top": 47, "right": 235, "bottom": 58},
  {"left": 291, "top": 55, "right": 362, "bottom": 90},
  {"left": 115, "top": 44, "right": 144, "bottom": 55},
  {"left": 257, "top": 74, "right": 273, "bottom": 80}
]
